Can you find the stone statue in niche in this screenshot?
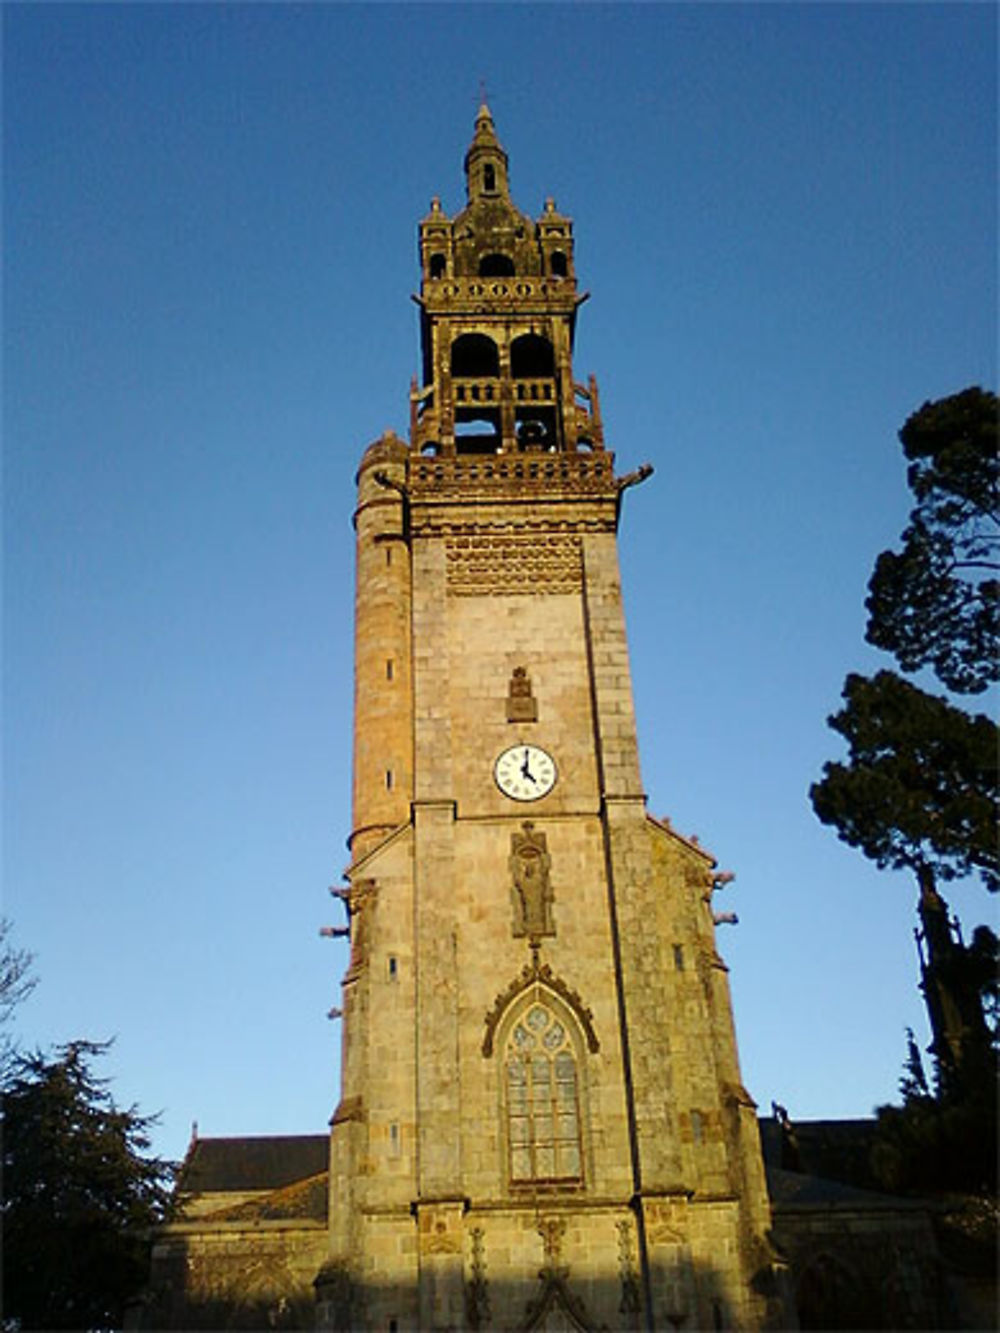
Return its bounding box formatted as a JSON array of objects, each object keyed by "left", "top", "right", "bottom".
[
  {"left": 510, "top": 822, "right": 554, "bottom": 940},
  {"left": 506, "top": 665, "right": 538, "bottom": 722}
]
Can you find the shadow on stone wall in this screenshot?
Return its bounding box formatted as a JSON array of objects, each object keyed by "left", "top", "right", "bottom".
[
  {"left": 138, "top": 1230, "right": 960, "bottom": 1330},
  {"left": 141, "top": 1253, "right": 794, "bottom": 1327},
  {"left": 140, "top": 1255, "right": 788, "bottom": 1332}
]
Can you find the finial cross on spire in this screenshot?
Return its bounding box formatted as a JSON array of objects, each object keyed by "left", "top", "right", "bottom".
[{"left": 476, "top": 78, "right": 498, "bottom": 118}]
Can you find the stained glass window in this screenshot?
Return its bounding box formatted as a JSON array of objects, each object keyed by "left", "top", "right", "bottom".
[{"left": 505, "top": 1001, "right": 582, "bottom": 1183}]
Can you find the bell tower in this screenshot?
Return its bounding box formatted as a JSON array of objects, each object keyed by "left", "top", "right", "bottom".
[
  {"left": 412, "top": 102, "right": 599, "bottom": 460},
  {"left": 319, "top": 108, "right": 783, "bottom": 1333}
]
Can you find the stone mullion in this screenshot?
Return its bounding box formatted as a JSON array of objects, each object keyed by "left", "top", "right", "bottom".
[
  {"left": 436, "top": 320, "right": 455, "bottom": 453},
  {"left": 552, "top": 319, "right": 577, "bottom": 450},
  {"left": 498, "top": 336, "right": 516, "bottom": 449}
]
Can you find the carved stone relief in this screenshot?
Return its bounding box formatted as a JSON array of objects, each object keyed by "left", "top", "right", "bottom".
[
  {"left": 507, "top": 665, "right": 538, "bottom": 722},
  {"left": 466, "top": 1225, "right": 491, "bottom": 1328},
  {"left": 510, "top": 822, "right": 554, "bottom": 941},
  {"left": 418, "top": 1205, "right": 463, "bottom": 1256},
  {"left": 643, "top": 1197, "right": 693, "bottom": 1249},
  {"left": 538, "top": 1216, "right": 566, "bottom": 1268}
]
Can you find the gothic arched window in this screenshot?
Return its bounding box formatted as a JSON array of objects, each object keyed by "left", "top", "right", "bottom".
[{"left": 504, "top": 1001, "right": 582, "bottom": 1184}]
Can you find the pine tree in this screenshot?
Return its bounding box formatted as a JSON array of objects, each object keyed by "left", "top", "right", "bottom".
[
  {"left": 2, "top": 1040, "right": 174, "bottom": 1330},
  {"left": 811, "top": 388, "right": 998, "bottom": 1155},
  {"left": 866, "top": 387, "right": 998, "bottom": 694}
]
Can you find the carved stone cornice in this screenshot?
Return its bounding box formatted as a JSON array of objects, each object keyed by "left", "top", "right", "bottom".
[
  {"left": 408, "top": 452, "right": 618, "bottom": 504},
  {"left": 410, "top": 514, "right": 616, "bottom": 540}
]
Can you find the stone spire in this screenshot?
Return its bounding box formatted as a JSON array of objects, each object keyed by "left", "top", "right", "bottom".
[{"left": 463, "top": 100, "right": 510, "bottom": 202}]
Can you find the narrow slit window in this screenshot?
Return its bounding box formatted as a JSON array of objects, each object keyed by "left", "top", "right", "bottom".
[
  {"left": 673, "top": 944, "right": 685, "bottom": 971},
  {"left": 385, "top": 769, "right": 393, "bottom": 790},
  {"left": 388, "top": 955, "right": 398, "bottom": 979},
  {"left": 386, "top": 659, "right": 394, "bottom": 681}
]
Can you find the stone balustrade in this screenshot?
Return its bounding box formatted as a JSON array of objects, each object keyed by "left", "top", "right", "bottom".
[{"left": 422, "top": 276, "right": 578, "bottom": 305}]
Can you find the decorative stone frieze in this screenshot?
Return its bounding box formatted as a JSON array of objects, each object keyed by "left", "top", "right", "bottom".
[{"left": 444, "top": 532, "right": 582, "bottom": 596}]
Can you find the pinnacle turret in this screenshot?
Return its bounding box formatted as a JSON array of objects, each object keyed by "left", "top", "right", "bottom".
[{"left": 463, "top": 100, "right": 511, "bottom": 202}]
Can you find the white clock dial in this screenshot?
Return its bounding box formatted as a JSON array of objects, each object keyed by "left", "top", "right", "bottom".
[{"left": 494, "top": 744, "right": 557, "bottom": 802}]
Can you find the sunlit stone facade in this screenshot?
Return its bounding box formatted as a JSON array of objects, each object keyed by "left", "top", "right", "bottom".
[{"left": 317, "top": 105, "right": 783, "bottom": 1333}]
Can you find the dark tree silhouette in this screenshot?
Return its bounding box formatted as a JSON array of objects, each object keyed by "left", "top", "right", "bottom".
[
  {"left": 812, "top": 390, "right": 999, "bottom": 1156},
  {"left": 2, "top": 1040, "right": 174, "bottom": 1330},
  {"left": 865, "top": 386, "right": 998, "bottom": 694},
  {"left": 810, "top": 670, "right": 998, "bottom": 895}
]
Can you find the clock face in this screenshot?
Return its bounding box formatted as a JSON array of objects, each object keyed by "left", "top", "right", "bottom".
[{"left": 494, "top": 744, "right": 557, "bottom": 802}]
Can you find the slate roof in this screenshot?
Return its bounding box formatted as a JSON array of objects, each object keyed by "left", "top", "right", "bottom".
[
  {"left": 176, "top": 1134, "right": 329, "bottom": 1195},
  {"left": 203, "top": 1171, "right": 329, "bottom": 1224},
  {"left": 759, "top": 1115, "right": 884, "bottom": 1192},
  {"left": 761, "top": 1116, "right": 935, "bottom": 1217},
  {"left": 765, "top": 1164, "right": 927, "bottom": 1212}
]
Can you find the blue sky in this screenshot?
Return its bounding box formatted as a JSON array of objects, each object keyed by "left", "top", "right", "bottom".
[{"left": 5, "top": 3, "right": 996, "bottom": 1165}]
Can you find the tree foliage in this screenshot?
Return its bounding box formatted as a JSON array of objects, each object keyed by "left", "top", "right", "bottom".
[
  {"left": 871, "top": 1075, "right": 997, "bottom": 1196},
  {"left": 965, "top": 923, "right": 1000, "bottom": 1040},
  {"left": 814, "top": 389, "right": 999, "bottom": 1202},
  {"left": 2, "top": 1040, "right": 174, "bottom": 1330},
  {"left": 810, "top": 670, "right": 999, "bottom": 893},
  {"left": 865, "top": 386, "right": 999, "bottom": 694}
]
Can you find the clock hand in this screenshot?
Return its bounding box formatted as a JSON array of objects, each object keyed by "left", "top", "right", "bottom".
[{"left": 521, "top": 750, "right": 536, "bottom": 782}]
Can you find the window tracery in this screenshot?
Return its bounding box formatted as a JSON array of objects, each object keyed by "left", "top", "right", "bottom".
[{"left": 504, "top": 1000, "right": 582, "bottom": 1184}]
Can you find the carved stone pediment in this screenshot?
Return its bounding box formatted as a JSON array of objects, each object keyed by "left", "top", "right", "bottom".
[{"left": 482, "top": 956, "right": 599, "bottom": 1057}]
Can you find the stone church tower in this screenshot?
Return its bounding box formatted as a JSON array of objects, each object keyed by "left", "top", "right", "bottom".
[{"left": 317, "top": 106, "right": 781, "bottom": 1332}]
